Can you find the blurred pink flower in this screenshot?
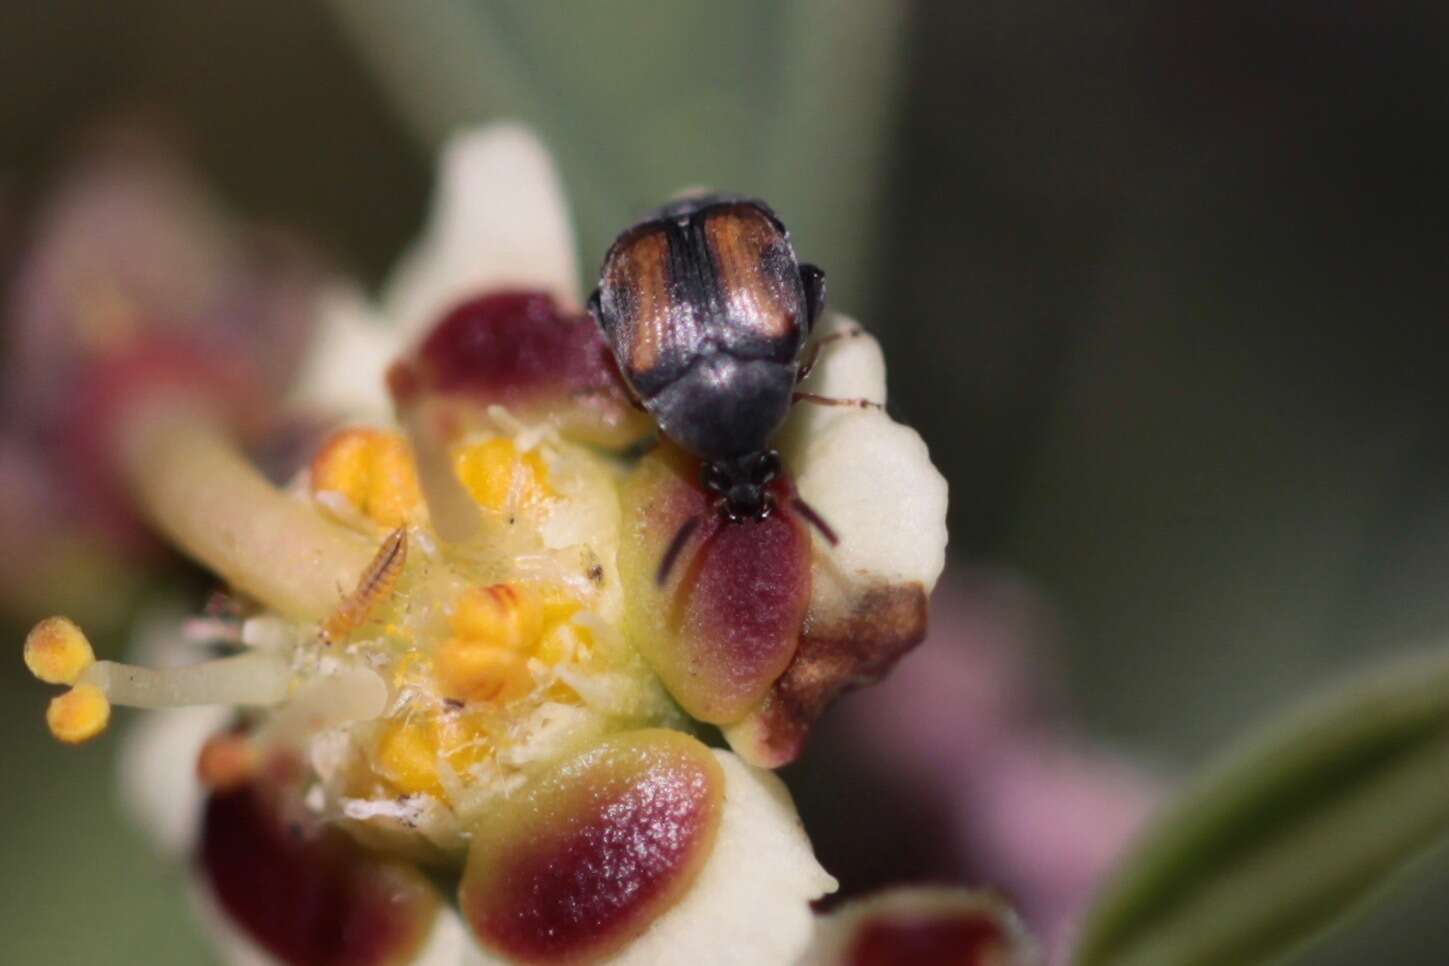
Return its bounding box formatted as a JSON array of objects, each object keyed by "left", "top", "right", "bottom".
[
  {"left": 806, "top": 567, "right": 1163, "bottom": 959},
  {"left": 0, "top": 127, "right": 324, "bottom": 625}
]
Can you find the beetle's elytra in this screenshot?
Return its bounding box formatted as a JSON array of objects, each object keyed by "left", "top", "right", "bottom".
[
  {"left": 590, "top": 195, "right": 823, "bottom": 470},
  {"left": 590, "top": 194, "right": 858, "bottom": 583}
]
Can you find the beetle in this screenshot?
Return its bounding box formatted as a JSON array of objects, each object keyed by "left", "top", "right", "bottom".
[{"left": 588, "top": 194, "right": 872, "bottom": 582}]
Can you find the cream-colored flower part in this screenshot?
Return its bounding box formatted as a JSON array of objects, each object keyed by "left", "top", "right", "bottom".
[
  {"left": 785, "top": 312, "right": 948, "bottom": 595},
  {"left": 288, "top": 286, "right": 402, "bottom": 423},
  {"left": 384, "top": 124, "right": 580, "bottom": 338},
  {"left": 290, "top": 123, "right": 578, "bottom": 421},
  {"left": 597, "top": 753, "right": 838, "bottom": 966},
  {"left": 19, "top": 123, "right": 962, "bottom": 966},
  {"left": 454, "top": 751, "right": 835, "bottom": 966}
]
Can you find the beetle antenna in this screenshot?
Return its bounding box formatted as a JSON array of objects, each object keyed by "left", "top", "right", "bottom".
[
  {"left": 790, "top": 497, "right": 839, "bottom": 546},
  {"left": 656, "top": 514, "right": 704, "bottom": 585}
]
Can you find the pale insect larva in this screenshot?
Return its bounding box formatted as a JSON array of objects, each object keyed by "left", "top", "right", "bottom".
[{"left": 321, "top": 527, "right": 408, "bottom": 646}]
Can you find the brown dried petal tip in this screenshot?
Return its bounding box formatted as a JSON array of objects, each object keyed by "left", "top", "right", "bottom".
[
  {"left": 461, "top": 729, "right": 725, "bottom": 964},
  {"left": 728, "top": 583, "right": 929, "bottom": 768}
]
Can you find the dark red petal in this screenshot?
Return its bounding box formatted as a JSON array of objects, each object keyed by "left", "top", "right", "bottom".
[
  {"left": 813, "top": 889, "right": 1036, "bottom": 966},
  {"left": 619, "top": 447, "right": 812, "bottom": 723},
  {"left": 395, "top": 290, "right": 648, "bottom": 448},
  {"left": 730, "top": 583, "right": 929, "bottom": 767},
  {"left": 848, "top": 912, "right": 1015, "bottom": 966},
  {"left": 199, "top": 781, "right": 437, "bottom": 966},
  {"left": 461, "top": 729, "right": 724, "bottom": 964}
]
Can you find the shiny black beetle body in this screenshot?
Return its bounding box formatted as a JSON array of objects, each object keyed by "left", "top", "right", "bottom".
[{"left": 588, "top": 194, "right": 825, "bottom": 522}]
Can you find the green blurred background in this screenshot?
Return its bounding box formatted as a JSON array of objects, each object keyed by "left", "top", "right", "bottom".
[{"left": 4, "top": 2, "right": 1449, "bottom": 962}]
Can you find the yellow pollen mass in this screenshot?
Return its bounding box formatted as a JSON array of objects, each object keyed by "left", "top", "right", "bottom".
[
  {"left": 46, "top": 684, "right": 111, "bottom": 744},
  {"left": 435, "top": 639, "right": 534, "bottom": 705},
  {"left": 24, "top": 616, "right": 96, "bottom": 685},
  {"left": 376, "top": 717, "right": 443, "bottom": 796},
  {"left": 453, "top": 437, "right": 553, "bottom": 512},
  {"left": 435, "top": 712, "right": 493, "bottom": 774},
  {"left": 310, "top": 428, "right": 422, "bottom": 528},
  {"left": 536, "top": 620, "right": 590, "bottom": 666},
  {"left": 537, "top": 587, "right": 582, "bottom": 629},
  {"left": 373, "top": 712, "right": 493, "bottom": 799},
  {"left": 451, "top": 583, "right": 543, "bottom": 651}
]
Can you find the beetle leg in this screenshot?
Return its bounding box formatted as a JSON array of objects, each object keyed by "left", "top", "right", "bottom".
[
  {"left": 799, "top": 263, "right": 827, "bottom": 330},
  {"left": 790, "top": 496, "right": 839, "bottom": 546},
  {"left": 796, "top": 326, "right": 865, "bottom": 383},
  {"left": 792, "top": 391, "right": 882, "bottom": 411},
  {"left": 656, "top": 514, "right": 704, "bottom": 586}
]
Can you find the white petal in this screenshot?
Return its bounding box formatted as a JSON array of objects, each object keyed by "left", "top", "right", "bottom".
[
  {"left": 777, "top": 312, "right": 887, "bottom": 455},
  {"left": 603, "top": 751, "right": 838, "bottom": 966},
  {"left": 120, "top": 704, "right": 234, "bottom": 857},
  {"left": 414, "top": 905, "right": 483, "bottom": 966},
  {"left": 793, "top": 409, "right": 949, "bottom": 595},
  {"left": 385, "top": 124, "right": 579, "bottom": 343},
  {"left": 118, "top": 611, "right": 233, "bottom": 857},
  {"left": 288, "top": 285, "right": 403, "bottom": 422}
]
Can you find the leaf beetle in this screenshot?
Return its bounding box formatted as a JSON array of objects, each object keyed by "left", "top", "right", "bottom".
[{"left": 588, "top": 194, "right": 874, "bottom": 582}]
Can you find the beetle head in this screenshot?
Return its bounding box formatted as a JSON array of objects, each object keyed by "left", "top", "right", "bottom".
[{"left": 703, "top": 451, "right": 780, "bottom": 521}]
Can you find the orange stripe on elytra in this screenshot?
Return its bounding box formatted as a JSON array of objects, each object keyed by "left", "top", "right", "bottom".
[
  {"left": 617, "top": 229, "right": 671, "bottom": 375},
  {"left": 705, "top": 207, "right": 787, "bottom": 339}
]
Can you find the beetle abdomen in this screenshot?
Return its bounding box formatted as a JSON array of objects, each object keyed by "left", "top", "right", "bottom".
[{"left": 647, "top": 355, "right": 796, "bottom": 460}]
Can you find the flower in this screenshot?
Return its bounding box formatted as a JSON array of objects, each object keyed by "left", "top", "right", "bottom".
[
  {"left": 0, "top": 126, "right": 323, "bottom": 628},
  {"left": 22, "top": 123, "right": 964, "bottom": 964}
]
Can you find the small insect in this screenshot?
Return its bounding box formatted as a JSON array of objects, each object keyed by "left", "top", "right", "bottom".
[
  {"left": 588, "top": 194, "right": 875, "bottom": 583},
  {"left": 321, "top": 527, "right": 408, "bottom": 645}
]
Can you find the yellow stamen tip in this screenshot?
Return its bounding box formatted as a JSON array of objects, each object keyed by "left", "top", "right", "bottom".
[
  {"left": 24, "top": 616, "right": 96, "bottom": 686},
  {"left": 46, "top": 683, "right": 111, "bottom": 744}
]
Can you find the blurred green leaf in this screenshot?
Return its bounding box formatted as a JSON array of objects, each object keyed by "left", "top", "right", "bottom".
[
  {"left": 0, "top": 658, "right": 208, "bottom": 965},
  {"left": 1075, "top": 650, "right": 1449, "bottom": 966},
  {"left": 324, "top": 0, "right": 906, "bottom": 312}
]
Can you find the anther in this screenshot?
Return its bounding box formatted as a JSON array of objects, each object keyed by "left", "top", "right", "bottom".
[
  {"left": 24, "top": 617, "right": 96, "bottom": 686},
  {"left": 46, "top": 684, "right": 111, "bottom": 744}
]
